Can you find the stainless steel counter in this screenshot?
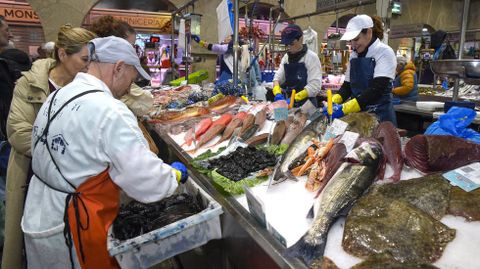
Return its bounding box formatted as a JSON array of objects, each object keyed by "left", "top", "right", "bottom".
[{"left": 149, "top": 124, "right": 307, "bottom": 269}]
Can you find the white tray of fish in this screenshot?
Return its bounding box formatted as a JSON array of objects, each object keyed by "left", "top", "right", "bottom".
[{"left": 106, "top": 179, "right": 223, "bottom": 269}]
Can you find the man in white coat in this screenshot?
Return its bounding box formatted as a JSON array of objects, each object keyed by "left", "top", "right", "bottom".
[{"left": 22, "top": 36, "right": 188, "bottom": 269}]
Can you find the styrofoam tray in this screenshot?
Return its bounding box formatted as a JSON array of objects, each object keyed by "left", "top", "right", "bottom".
[
  {"left": 107, "top": 179, "right": 223, "bottom": 269},
  {"left": 416, "top": 101, "right": 444, "bottom": 111}
]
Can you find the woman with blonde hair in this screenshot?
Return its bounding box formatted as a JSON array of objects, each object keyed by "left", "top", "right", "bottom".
[{"left": 2, "top": 24, "right": 96, "bottom": 269}]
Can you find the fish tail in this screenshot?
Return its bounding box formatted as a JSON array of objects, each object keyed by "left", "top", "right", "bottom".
[
  {"left": 306, "top": 205, "right": 314, "bottom": 219},
  {"left": 284, "top": 234, "right": 327, "bottom": 266},
  {"left": 284, "top": 170, "right": 298, "bottom": 181}
]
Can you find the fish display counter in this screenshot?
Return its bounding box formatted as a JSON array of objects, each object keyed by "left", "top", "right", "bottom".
[{"left": 145, "top": 98, "right": 480, "bottom": 269}]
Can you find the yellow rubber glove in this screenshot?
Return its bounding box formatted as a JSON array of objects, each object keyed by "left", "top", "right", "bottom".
[
  {"left": 174, "top": 169, "right": 182, "bottom": 183},
  {"left": 332, "top": 94, "right": 343, "bottom": 104},
  {"left": 342, "top": 98, "right": 361, "bottom": 115},
  {"left": 273, "top": 85, "right": 282, "bottom": 96},
  {"left": 294, "top": 89, "right": 309, "bottom": 102}
]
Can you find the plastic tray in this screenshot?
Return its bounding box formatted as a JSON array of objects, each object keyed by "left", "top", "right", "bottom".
[
  {"left": 416, "top": 101, "right": 444, "bottom": 111},
  {"left": 107, "top": 179, "right": 223, "bottom": 269}
]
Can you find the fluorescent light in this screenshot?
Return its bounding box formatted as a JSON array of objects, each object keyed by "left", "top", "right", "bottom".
[{"left": 422, "top": 28, "right": 428, "bottom": 32}]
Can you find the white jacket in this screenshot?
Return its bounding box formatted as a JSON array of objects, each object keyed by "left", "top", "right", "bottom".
[
  {"left": 22, "top": 72, "right": 178, "bottom": 268},
  {"left": 273, "top": 49, "right": 323, "bottom": 97}
]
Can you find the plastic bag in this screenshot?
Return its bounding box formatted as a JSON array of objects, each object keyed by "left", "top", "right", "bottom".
[
  {"left": 252, "top": 85, "right": 267, "bottom": 101},
  {"left": 425, "top": 107, "right": 480, "bottom": 144}
]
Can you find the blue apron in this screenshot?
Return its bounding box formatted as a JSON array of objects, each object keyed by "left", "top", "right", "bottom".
[
  {"left": 393, "top": 73, "right": 418, "bottom": 101},
  {"left": 216, "top": 55, "right": 233, "bottom": 84},
  {"left": 350, "top": 57, "right": 397, "bottom": 126},
  {"left": 280, "top": 62, "right": 318, "bottom": 107}
]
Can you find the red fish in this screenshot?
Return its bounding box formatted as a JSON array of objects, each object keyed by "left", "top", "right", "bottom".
[
  {"left": 404, "top": 135, "right": 480, "bottom": 173},
  {"left": 195, "top": 118, "right": 213, "bottom": 139},
  {"left": 374, "top": 121, "right": 404, "bottom": 182},
  {"left": 188, "top": 124, "right": 227, "bottom": 154},
  {"left": 181, "top": 127, "right": 195, "bottom": 147},
  {"left": 211, "top": 113, "right": 233, "bottom": 128},
  {"left": 235, "top": 111, "right": 248, "bottom": 120}
]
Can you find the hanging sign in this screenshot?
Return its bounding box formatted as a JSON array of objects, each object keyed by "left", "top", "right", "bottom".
[{"left": 0, "top": 4, "right": 40, "bottom": 24}]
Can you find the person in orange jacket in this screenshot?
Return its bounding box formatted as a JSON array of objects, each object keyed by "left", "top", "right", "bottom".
[{"left": 393, "top": 56, "right": 418, "bottom": 101}]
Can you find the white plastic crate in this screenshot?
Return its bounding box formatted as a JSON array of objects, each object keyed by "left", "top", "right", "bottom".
[{"left": 107, "top": 179, "right": 223, "bottom": 269}]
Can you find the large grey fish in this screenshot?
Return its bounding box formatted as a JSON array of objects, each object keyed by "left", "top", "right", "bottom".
[
  {"left": 284, "top": 140, "right": 383, "bottom": 266},
  {"left": 271, "top": 115, "right": 328, "bottom": 182}
]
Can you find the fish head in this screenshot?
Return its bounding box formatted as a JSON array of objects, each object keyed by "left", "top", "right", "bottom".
[
  {"left": 344, "top": 141, "right": 383, "bottom": 166},
  {"left": 309, "top": 115, "right": 328, "bottom": 136}
]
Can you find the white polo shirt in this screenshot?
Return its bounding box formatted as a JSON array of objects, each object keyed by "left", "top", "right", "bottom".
[{"left": 345, "top": 38, "right": 396, "bottom": 81}]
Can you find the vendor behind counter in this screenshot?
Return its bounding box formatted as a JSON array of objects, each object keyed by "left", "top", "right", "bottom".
[{"left": 269, "top": 24, "right": 323, "bottom": 107}]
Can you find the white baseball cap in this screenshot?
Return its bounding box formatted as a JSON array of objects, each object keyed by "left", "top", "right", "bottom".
[
  {"left": 341, "top": 15, "right": 374, "bottom": 41},
  {"left": 89, "top": 36, "right": 150, "bottom": 80}
]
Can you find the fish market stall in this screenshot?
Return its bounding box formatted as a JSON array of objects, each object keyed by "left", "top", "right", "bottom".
[{"left": 145, "top": 99, "right": 480, "bottom": 268}]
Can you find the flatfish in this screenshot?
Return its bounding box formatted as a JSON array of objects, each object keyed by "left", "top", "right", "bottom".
[
  {"left": 351, "top": 253, "right": 439, "bottom": 269},
  {"left": 448, "top": 187, "right": 480, "bottom": 221},
  {"left": 371, "top": 174, "right": 451, "bottom": 220},
  {"left": 343, "top": 193, "right": 456, "bottom": 264}
]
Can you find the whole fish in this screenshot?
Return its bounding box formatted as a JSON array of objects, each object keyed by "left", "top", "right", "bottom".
[
  {"left": 272, "top": 115, "right": 327, "bottom": 182},
  {"left": 239, "top": 114, "right": 255, "bottom": 136},
  {"left": 404, "top": 135, "right": 480, "bottom": 173},
  {"left": 195, "top": 124, "right": 227, "bottom": 150},
  {"left": 246, "top": 133, "right": 269, "bottom": 146},
  {"left": 234, "top": 111, "right": 248, "bottom": 120},
  {"left": 374, "top": 121, "right": 403, "bottom": 181},
  {"left": 270, "top": 121, "right": 286, "bottom": 145},
  {"left": 195, "top": 118, "right": 213, "bottom": 139},
  {"left": 280, "top": 111, "right": 308, "bottom": 145},
  {"left": 212, "top": 118, "right": 243, "bottom": 147},
  {"left": 285, "top": 140, "right": 383, "bottom": 266},
  {"left": 153, "top": 107, "right": 210, "bottom": 123},
  {"left": 181, "top": 127, "right": 195, "bottom": 147},
  {"left": 240, "top": 124, "right": 259, "bottom": 141},
  {"left": 254, "top": 109, "right": 267, "bottom": 130},
  {"left": 208, "top": 96, "right": 238, "bottom": 113},
  {"left": 212, "top": 113, "right": 233, "bottom": 127}
]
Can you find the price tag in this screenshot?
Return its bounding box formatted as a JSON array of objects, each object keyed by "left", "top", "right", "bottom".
[
  {"left": 244, "top": 185, "right": 267, "bottom": 228},
  {"left": 443, "top": 162, "right": 480, "bottom": 192},
  {"left": 339, "top": 131, "right": 359, "bottom": 152},
  {"left": 323, "top": 119, "right": 348, "bottom": 141},
  {"left": 273, "top": 107, "right": 288, "bottom": 121}
]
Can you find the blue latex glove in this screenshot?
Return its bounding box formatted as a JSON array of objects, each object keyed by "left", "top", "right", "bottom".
[
  {"left": 322, "top": 104, "right": 344, "bottom": 119},
  {"left": 274, "top": 93, "right": 286, "bottom": 101},
  {"left": 171, "top": 162, "right": 188, "bottom": 184},
  {"left": 191, "top": 35, "right": 201, "bottom": 43}
]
